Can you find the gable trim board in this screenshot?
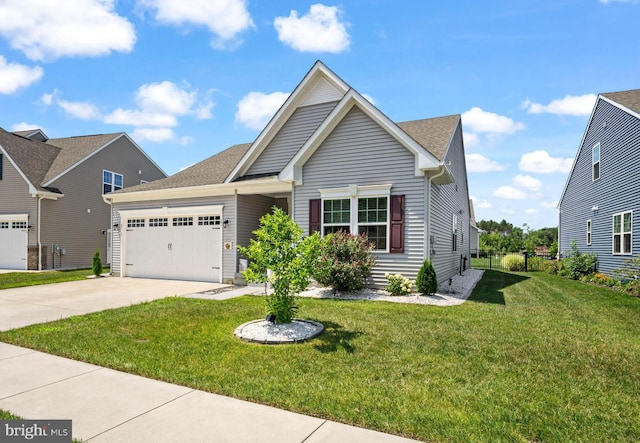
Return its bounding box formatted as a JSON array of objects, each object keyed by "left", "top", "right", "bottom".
[
  {"left": 279, "top": 89, "right": 444, "bottom": 185},
  {"left": 43, "top": 133, "right": 166, "bottom": 187},
  {"left": 226, "top": 61, "right": 351, "bottom": 183}
]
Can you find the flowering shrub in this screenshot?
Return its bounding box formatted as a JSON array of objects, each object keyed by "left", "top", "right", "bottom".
[
  {"left": 313, "top": 231, "right": 375, "bottom": 292},
  {"left": 385, "top": 273, "right": 413, "bottom": 296}
]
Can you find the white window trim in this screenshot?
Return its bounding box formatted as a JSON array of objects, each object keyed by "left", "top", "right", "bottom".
[
  {"left": 103, "top": 169, "right": 123, "bottom": 194},
  {"left": 592, "top": 143, "right": 600, "bottom": 182},
  {"left": 319, "top": 184, "right": 392, "bottom": 253},
  {"left": 586, "top": 219, "right": 592, "bottom": 246},
  {"left": 612, "top": 210, "right": 633, "bottom": 255},
  {"left": 452, "top": 214, "right": 458, "bottom": 251}
]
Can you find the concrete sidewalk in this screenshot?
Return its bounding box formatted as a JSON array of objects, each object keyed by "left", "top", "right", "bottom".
[{"left": 0, "top": 343, "right": 420, "bottom": 442}]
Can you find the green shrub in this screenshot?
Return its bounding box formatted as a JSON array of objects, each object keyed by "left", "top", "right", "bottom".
[
  {"left": 238, "top": 208, "right": 320, "bottom": 323},
  {"left": 543, "top": 260, "right": 562, "bottom": 275},
  {"left": 624, "top": 280, "right": 640, "bottom": 297},
  {"left": 562, "top": 241, "right": 597, "bottom": 280},
  {"left": 92, "top": 249, "right": 103, "bottom": 277},
  {"left": 385, "top": 273, "right": 413, "bottom": 296},
  {"left": 313, "top": 231, "right": 375, "bottom": 292},
  {"left": 416, "top": 260, "right": 438, "bottom": 295},
  {"left": 503, "top": 254, "right": 525, "bottom": 271},
  {"left": 613, "top": 254, "right": 640, "bottom": 282}
]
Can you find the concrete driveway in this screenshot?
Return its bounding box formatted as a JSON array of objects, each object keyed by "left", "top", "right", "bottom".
[{"left": 0, "top": 276, "right": 226, "bottom": 331}]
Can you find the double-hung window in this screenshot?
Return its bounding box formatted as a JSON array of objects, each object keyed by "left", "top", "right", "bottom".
[
  {"left": 452, "top": 214, "right": 458, "bottom": 251},
  {"left": 586, "top": 219, "right": 592, "bottom": 246},
  {"left": 592, "top": 143, "right": 600, "bottom": 181},
  {"left": 103, "top": 170, "right": 123, "bottom": 194},
  {"left": 320, "top": 185, "right": 391, "bottom": 252},
  {"left": 613, "top": 211, "right": 632, "bottom": 255}
]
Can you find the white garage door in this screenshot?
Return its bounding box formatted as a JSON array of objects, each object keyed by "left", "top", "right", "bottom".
[
  {"left": 123, "top": 209, "right": 222, "bottom": 282},
  {"left": 0, "top": 219, "right": 28, "bottom": 270}
]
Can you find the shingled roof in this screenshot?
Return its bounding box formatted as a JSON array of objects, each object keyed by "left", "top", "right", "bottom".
[
  {"left": 601, "top": 89, "right": 640, "bottom": 115},
  {"left": 0, "top": 129, "right": 61, "bottom": 193},
  {"left": 0, "top": 128, "right": 129, "bottom": 193},
  {"left": 43, "top": 133, "right": 123, "bottom": 183},
  {"left": 115, "top": 112, "right": 460, "bottom": 194},
  {"left": 114, "top": 143, "right": 252, "bottom": 193},
  {"left": 397, "top": 114, "right": 461, "bottom": 162}
]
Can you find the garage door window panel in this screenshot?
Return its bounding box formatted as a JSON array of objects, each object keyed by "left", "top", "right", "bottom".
[
  {"left": 173, "top": 217, "right": 194, "bottom": 226},
  {"left": 149, "top": 218, "right": 168, "bottom": 227}
]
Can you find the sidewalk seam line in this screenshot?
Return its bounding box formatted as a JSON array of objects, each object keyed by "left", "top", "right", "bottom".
[
  {"left": 85, "top": 389, "right": 195, "bottom": 441},
  {"left": 300, "top": 419, "right": 328, "bottom": 443},
  {"left": 0, "top": 367, "right": 103, "bottom": 400}
]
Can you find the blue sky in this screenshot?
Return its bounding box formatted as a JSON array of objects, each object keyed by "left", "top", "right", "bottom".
[{"left": 1, "top": 0, "right": 638, "bottom": 229}]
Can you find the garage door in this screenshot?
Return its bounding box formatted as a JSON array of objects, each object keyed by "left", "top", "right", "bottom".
[
  {"left": 122, "top": 207, "right": 222, "bottom": 282},
  {"left": 0, "top": 218, "right": 28, "bottom": 270}
]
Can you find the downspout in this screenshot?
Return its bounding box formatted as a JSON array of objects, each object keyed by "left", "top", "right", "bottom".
[
  {"left": 37, "top": 194, "right": 43, "bottom": 270},
  {"left": 426, "top": 165, "right": 448, "bottom": 261}
]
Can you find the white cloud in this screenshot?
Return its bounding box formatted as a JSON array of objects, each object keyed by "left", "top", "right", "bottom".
[
  {"left": 466, "top": 153, "right": 506, "bottom": 172},
  {"left": 522, "top": 94, "right": 597, "bottom": 116},
  {"left": 461, "top": 107, "right": 525, "bottom": 135},
  {"left": 139, "top": 0, "right": 254, "bottom": 50},
  {"left": 0, "top": 56, "right": 43, "bottom": 94},
  {"left": 235, "top": 91, "right": 290, "bottom": 130},
  {"left": 195, "top": 100, "right": 214, "bottom": 120},
  {"left": 274, "top": 4, "right": 350, "bottom": 53},
  {"left": 40, "top": 90, "right": 58, "bottom": 106},
  {"left": 519, "top": 150, "right": 573, "bottom": 174},
  {"left": 493, "top": 186, "right": 527, "bottom": 200},
  {"left": 462, "top": 132, "right": 479, "bottom": 147},
  {"left": 541, "top": 200, "right": 559, "bottom": 209},
  {"left": 58, "top": 99, "right": 101, "bottom": 120},
  {"left": 501, "top": 208, "right": 516, "bottom": 215},
  {"left": 104, "top": 108, "right": 178, "bottom": 127},
  {"left": 132, "top": 127, "right": 175, "bottom": 143},
  {"left": 10, "top": 122, "right": 41, "bottom": 132},
  {"left": 525, "top": 208, "right": 539, "bottom": 215},
  {"left": 513, "top": 174, "right": 542, "bottom": 192},
  {"left": 470, "top": 197, "right": 493, "bottom": 209},
  {"left": 600, "top": 0, "right": 638, "bottom": 4},
  {"left": 103, "top": 81, "right": 210, "bottom": 143},
  {"left": 0, "top": 0, "right": 135, "bottom": 61}
]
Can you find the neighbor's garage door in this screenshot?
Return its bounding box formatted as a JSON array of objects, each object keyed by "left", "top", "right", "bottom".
[
  {"left": 0, "top": 219, "right": 28, "bottom": 270},
  {"left": 123, "top": 211, "right": 222, "bottom": 282}
]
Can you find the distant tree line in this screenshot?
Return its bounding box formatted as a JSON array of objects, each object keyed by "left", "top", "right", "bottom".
[{"left": 477, "top": 219, "right": 558, "bottom": 255}]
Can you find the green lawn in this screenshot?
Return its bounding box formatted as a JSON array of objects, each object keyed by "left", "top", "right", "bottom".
[
  {"left": 0, "top": 268, "right": 105, "bottom": 290},
  {"left": 1, "top": 271, "right": 639, "bottom": 442}
]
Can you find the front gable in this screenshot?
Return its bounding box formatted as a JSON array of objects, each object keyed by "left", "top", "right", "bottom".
[
  {"left": 279, "top": 90, "right": 442, "bottom": 185},
  {"left": 226, "top": 61, "right": 350, "bottom": 183}
]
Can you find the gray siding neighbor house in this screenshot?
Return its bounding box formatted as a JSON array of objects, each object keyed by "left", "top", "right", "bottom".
[
  {"left": 558, "top": 88, "right": 640, "bottom": 276},
  {"left": 105, "top": 61, "right": 472, "bottom": 287},
  {"left": 0, "top": 129, "right": 166, "bottom": 270}
]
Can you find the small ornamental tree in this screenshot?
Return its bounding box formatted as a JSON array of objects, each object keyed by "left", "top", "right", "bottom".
[
  {"left": 416, "top": 260, "right": 438, "bottom": 295},
  {"left": 92, "top": 249, "right": 103, "bottom": 277},
  {"left": 313, "top": 231, "right": 375, "bottom": 292},
  {"left": 238, "top": 208, "right": 320, "bottom": 323}
]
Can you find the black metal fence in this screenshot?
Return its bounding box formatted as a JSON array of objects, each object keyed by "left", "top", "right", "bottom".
[{"left": 470, "top": 250, "right": 553, "bottom": 272}]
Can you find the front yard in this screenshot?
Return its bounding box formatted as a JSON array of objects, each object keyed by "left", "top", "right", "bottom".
[{"left": 1, "top": 271, "right": 639, "bottom": 442}]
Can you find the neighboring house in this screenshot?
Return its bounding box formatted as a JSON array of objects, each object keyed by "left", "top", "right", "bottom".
[
  {"left": 469, "top": 199, "right": 481, "bottom": 258},
  {"left": 0, "top": 128, "right": 166, "bottom": 270},
  {"left": 558, "top": 88, "right": 640, "bottom": 276},
  {"left": 104, "top": 61, "right": 471, "bottom": 287}
]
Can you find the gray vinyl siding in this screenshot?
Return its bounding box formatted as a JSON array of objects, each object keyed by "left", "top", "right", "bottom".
[
  {"left": 294, "top": 106, "right": 428, "bottom": 288},
  {"left": 42, "top": 136, "right": 166, "bottom": 269},
  {"left": 236, "top": 193, "right": 278, "bottom": 258},
  {"left": 0, "top": 154, "right": 37, "bottom": 246},
  {"left": 430, "top": 123, "right": 471, "bottom": 283},
  {"left": 559, "top": 99, "right": 640, "bottom": 276},
  {"left": 246, "top": 102, "right": 338, "bottom": 176},
  {"left": 111, "top": 195, "right": 237, "bottom": 281}
]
